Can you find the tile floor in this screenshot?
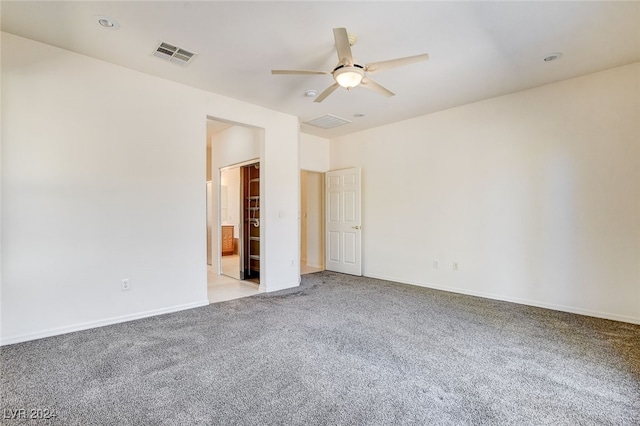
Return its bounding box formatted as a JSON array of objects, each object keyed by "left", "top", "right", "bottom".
[
  {"left": 208, "top": 256, "right": 259, "bottom": 303},
  {"left": 220, "top": 254, "right": 241, "bottom": 280},
  {"left": 207, "top": 256, "right": 324, "bottom": 304}
]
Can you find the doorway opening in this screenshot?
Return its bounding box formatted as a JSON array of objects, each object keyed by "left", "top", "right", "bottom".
[
  {"left": 206, "top": 117, "right": 263, "bottom": 303},
  {"left": 241, "top": 162, "right": 261, "bottom": 283},
  {"left": 300, "top": 170, "right": 325, "bottom": 275}
]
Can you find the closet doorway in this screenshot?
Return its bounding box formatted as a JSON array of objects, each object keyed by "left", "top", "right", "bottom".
[
  {"left": 300, "top": 170, "right": 324, "bottom": 275},
  {"left": 241, "top": 162, "right": 260, "bottom": 283},
  {"left": 219, "top": 161, "right": 261, "bottom": 284}
]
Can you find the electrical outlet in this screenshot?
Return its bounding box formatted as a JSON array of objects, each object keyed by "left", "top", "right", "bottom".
[
  {"left": 433, "top": 260, "right": 439, "bottom": 269},
  {"left": 121, "top": 278, "right": 131, "bottom": 291},
  {"left": 453, "top": 262, "right": 459, "bottom": 271}
]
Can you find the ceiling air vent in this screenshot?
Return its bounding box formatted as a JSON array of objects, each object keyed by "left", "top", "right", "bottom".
[
  {"left": 153, "top": 42, "right": 197, "bottom": 66},
  {"left": 304, "top": 114, "right": 352, "bottom": 129}
]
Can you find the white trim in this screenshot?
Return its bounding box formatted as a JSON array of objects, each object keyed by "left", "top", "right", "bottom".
[
  {"left": 365, "top": 273, "right": 640, "bottom": 325},
  {"left": 0, "top": 300, "right": 210, "bottom": 346},
  {"left": 265, "top": 280, "right": 299, "bottom": 293}
]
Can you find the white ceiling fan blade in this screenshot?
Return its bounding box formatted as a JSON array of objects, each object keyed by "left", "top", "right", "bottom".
[
  {"left": 364, "top": 53, "right": 429, "bottom": 74},
  {"left": 314, "top": 83, "right": 340, "bottom": 103},
  {"left": 271, "top": 69, "right": 329, "bottom": 75},
  {"left": 360, "top": 77, "right": 395, "bottom": 97},
  {"left": 333, "top": 28, "right": 354, "bottom": 65}
]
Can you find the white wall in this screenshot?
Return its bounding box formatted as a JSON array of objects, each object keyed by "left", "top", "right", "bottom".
[
  {"left": 300, "top": 133, "right": 330, "bottom": 172},
  {"left": 212, "top": 126, "right": 261, "bottom": 170},
  {"left": 330, "top": 62, "right": 640, "bottom": 324},
  {"left": 1, "top": 33, "right": 300, "bottom": 344}
]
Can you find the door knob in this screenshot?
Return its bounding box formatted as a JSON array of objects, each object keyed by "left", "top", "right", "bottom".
[{"left": 352, "top": 225, "right": 361, "bottom": 230}]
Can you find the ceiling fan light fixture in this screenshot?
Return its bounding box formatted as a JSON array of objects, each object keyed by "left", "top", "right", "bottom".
[
  {"left": 334, "top": 66, "right": 364, "bottom": 89},
  {"left": 272, "top": 28, "right": 428, "bottom": 103}
]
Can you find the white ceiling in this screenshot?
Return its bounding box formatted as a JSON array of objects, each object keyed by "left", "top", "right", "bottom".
[{"left": 2, "top": 1, "right": 639, "bottom": 139}]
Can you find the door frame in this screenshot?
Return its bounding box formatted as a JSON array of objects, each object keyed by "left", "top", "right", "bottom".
[{"left": 206, "top": 115, "right": 275, "bottom": 294}]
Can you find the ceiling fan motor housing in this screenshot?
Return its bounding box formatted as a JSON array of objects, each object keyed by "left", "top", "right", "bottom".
[{"left": 333, "top": 64, "right": 365, "bottom": 89}]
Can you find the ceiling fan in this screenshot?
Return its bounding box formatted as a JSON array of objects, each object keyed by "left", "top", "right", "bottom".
[{"left": 272, "top": 28, "right": 429, "bottom": 103}]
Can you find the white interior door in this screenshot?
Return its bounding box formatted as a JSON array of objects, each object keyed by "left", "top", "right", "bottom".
[{"left": 325, "top": 167, "right": 362, "bottom": 275}]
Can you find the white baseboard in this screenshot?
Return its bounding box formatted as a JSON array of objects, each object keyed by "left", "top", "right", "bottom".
[
  {"left": 0, "top": 299, "right": 211, "bottom": 346},
  {"left": 306, "top": 262, "right": 324, "bottom": 269},
  {"left": 266, "top": 280, "right": 299, "bottom": 292},
  {"left": 365, "top": 273, "right": 640, "bottom": 325}
]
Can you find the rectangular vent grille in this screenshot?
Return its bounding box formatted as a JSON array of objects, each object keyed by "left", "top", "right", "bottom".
[
  {"left": 153, "top": 42, "right": 197, "bottom": 66},
  {"left": 304, "top": 114, "right": 352, "bottom": 129}
]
